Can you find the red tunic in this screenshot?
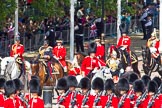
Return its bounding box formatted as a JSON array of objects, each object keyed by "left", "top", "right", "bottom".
[
  {"left": 77, "top": 94, "right": 94, "bottom": 108},
  {"left": 28, "top": 97, "right": 44, "bottom": 108},
  {"left": 117, "top": 35, "right": 131, "bottom": 52},
  {"left": 4, "top": 98, "right": 16, "bottom": 108},
  {"left": 67, "top": 92, "right": 81, "bottom": 107},
  {"left": 15, "top": 95, "right": 25, "bottom": 108},
  {"left": 108, "top": 45, "right": 116, "bottom": 56},
  {"left": 96, "top": 45, "right": 105, "bottom": 61},
  {"left": 101, "top": 94, "right": 119, "bottom": 108},
  {"left": 10, "top": 44, "right": 24, "bottom": 59},
  {"left": 118, "top": 95, "right": 131, "bottom": 108},
  {"left": 53, "top": 46, "right": 67, "bottom": 67},
  {"left": 81, "top": 56, "right": 99, "bottom": 76},
  {"left": 0, "top": 92, "right": 5, "bottom": 107},
  {"left": 91, "top": 95, "right": 105, "bottom": 108},
  {"left": 143, "top": 95, "right": 161, "bottom": 108},
  {"left": 68, "top": 67, "right": 81, "bottom": 76}
]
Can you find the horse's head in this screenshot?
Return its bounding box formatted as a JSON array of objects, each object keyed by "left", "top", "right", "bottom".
[
  {"left": 74, "top": 52, "right": 86, "bottom": 66},
  {"left": 30, "top": 60, "right": 39, "bottom": 75},
  {"left": 141, "top": 46, "right": 151, "bottom": 64}
]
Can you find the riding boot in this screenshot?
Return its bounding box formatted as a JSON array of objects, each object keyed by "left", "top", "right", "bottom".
[{"left": 45, "top": 67, "right": 52, "bottom": 82}]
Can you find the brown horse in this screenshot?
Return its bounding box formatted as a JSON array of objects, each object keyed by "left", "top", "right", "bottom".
[
  {"left": 30, "top": 58, "right": 64, "bottom": 87},
  {"left": 66, "top": 52, "right": 86, "bottom": 75}
]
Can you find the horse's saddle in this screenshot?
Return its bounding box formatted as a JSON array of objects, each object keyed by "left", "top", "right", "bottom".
[{"left": 42, "top": 61, "right": 59, "bottom": 74}]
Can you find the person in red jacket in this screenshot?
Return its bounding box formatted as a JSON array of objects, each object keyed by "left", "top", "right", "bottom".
[
  {"left": 4, "top": 80, "right": 16, "bottom": 108},
  {"left": 102, "top": 79, "right": 119, "bottom": 108},
  {"left": 81, "top": 42, "right": 100, "bottom": 77},
  {"left": 144, "top": 80, "right": 160, "bottom": 108},
  {"left": 10, "top": 37, "right": 24, "bottom": 59},
  {"left": 116, "top": 32, "right": 131, "bottom": 66},
  {"left": 13, "top": 78, "right": 26, "bottom": 108},
  {"left": 133, "top": 79, "right": 146, "bottom": 108},
  {"left": 53, "top": 39, "right": 67, "bottom": 73},
  {"left": 91, "top": 77, "right": 104, "bottom": 108},
  {"left": 28, "top": 78, "right": 44, "bottom": 108},
  {"left": 117, "top": 78, "right": 131, "bottom": 108},
  {"left": 77, "top": 77, "right": 93, "bottom": 108},
  {"left": 10, "top": 37, "right": 25, "bottom": 75},
  {"left": 0, "top": 78, "right": 6, "bottom": 107},
  {"left": 94, "top": 38, "right": 106, "bottom": 66},
  {"left": 56, "top": 77, "right": 70, "bottom": 108}
]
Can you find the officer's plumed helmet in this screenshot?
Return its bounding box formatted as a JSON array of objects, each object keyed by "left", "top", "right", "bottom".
[
  {"left": 67, "top": 76, "right": 78, "bottom": 87},
  {"left": 29, "top": 78, "right": 40, "bottom": 94},
  {"left": 4, "top": 80, "right": 16, "bottom": 97},
  {"left": 128, "top": 73, "right": 138, "bottom": 85},
  {"left": 92, "top": 77, "right": 104, "bottom": 91},
  {"left": 15, "top": 37, "right": 20, "bottom": 41},
  {"left": 88, "top": 42, "right": 97, "bottom": 55},
  {"left": 13, "top": 78, "right": 23, "bottom": 91},
  {"left": 117, "top": 78, "right": 129, "bottom": 92},
  {"left": 148, "top": 80, "right": 158, "bottom": 93},
  {"left": 104, "top": 79, "right": 115, "bottom": 91},
  {"left": 0, "top": 78, "right": 6, "bottom": 89},
  {"left": 56, "top": 78, "right": 68, "bottom": 91},
  {"left": 133, "top": 80, "right": 145, "bottom": 93},
  {"left": 78, "top": 77, "right": 91, "bottom": 90}
]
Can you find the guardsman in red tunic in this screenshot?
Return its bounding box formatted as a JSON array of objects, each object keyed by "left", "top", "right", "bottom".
[
  {"left": 66, "top": 76, "right": 80, "bottom": 108},
  {"left": 81, "top": 42, "right": 100, "bottom": 76},
  {"left": 116, "top": 32, "right": 131, "bottom": 66},
  {"left": 102, "top": 79, "right": 119, "bottom": 108},
  {"left": 128, "top": 73, "right": 138, "bottom": 107},
  {"left": 94, "top": 38, "right": 106, "bottom": 66},
  {"left": 10, "top": 37, "right": 24, "bottom": 60},
  {"left": 117, "top": 78, "right": 131, "bottom": 108},
  {"left": 146, "top": 29, "right": 161, "bottom": 64},
  {"left": 28, "top": 79, "right": 44, "bottom": 108},
  {"left": 0, "top": 78, "right": 6, "bottom": 107},
  {"left": 91, "top": 77, "right": 104, "bottom": 108},
  {"left": 133, "top": 79, "right": 146, "bottom": 108},
  {"left": 4, "top": 80, "right": 16, "bottom": 108},
  {"left": 144, "top": 80, "right": 160, "bottom": 108},
  {"left": 13, "top": 78, "right": 25, "bottom": 108},
  {"left": 53, "top": 39, "right": 67, "bottom": 73},
  {"left": 77, "top": 77, "right": 93, "bottom": 108},
  {"left": 56, "top": 77, "right": 70, "bottom": 108}
]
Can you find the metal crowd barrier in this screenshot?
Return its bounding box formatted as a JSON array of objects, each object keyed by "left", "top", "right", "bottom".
[{"left": 0, "top": 16, "right": 159, "bottom": 57}]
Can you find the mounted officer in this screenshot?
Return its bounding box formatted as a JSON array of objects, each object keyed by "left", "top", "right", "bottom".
[
  {"left": 36, "top": 40, "right": 53, "bottom": 81},
  {"left": 10, "top": 37, "right": 25, "bottom": 75}
]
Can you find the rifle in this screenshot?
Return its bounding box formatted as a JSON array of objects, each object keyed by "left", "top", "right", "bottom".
[
  {"left": 19, "top": 93, "right": 29, "bottom": 108},
  {"left": 118, "top": 93, "right": 127, "bottom": 108},
  {"left": 147, "top": 84, "right": 162, "bottom": 108},
  {"left": 70, "top": 91, "right": 78, "bottom": 108},
  {"left": 105, "top": 93, "right": 114, "bottom": 108},
  {"left": 128, "top": 88, "right": 135, "bottom": 100},
  {"left": 58, "top": 89, "right": 71, "bottom": 104},
  {"left": 82, "top": 90, "right": 90, "bottom": 106},
  {"left": 93, "top": 91, "right": 102, "bottom": 106},
  {"left": 134, "top": 90, "right": 148, "bottom": 107}
]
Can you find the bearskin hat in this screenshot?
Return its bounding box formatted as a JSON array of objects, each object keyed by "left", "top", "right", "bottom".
[
  {"left": 88, "top": 42, "right": 97, "bottom": 55},
  {"left": 133, "top": 80, "right": 145, "bottom": 93},
  {"left": 0, "top": 78, "right": 6, "bottom": 89},
  {"left": 13, "top": 78, "right": 23, "bottom": 91},
  {"left": 56, "top": 78, "right": 68, "bottom": 90},
  {"left": 152, "top": 77, "right": 161, "bottom": 88},
  {"left": 141, "top": 75, "right": 151, "bottom": 87},
  {"left": 92, "top": 77, "right": 104, "bottom": 91},
  {"left": 117, "top": 78, "right": 129, "bottom": 92},
  {"left": 78, "top": 77, "right": 91, "bottom": 90},
  {"left": 104, "top": 79, "right": 115, "bottom": 91},
  {"left": 29, "top": 79, "right": 40, "bottom": 93},
  {"left": 148, "top": 80, "right": 158, "bottom": 93},
  {"left": 128, "top": 73, "right": 138, "bottom": 85},
  {"left": 31, "top": 75, "right": 40, "bottom": 82},
  {"left": 67, "top": 76, "right": 78, "bottom": 87},
  {"left": 4, "top": 80, "right": 16, "bottom": 97}
]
